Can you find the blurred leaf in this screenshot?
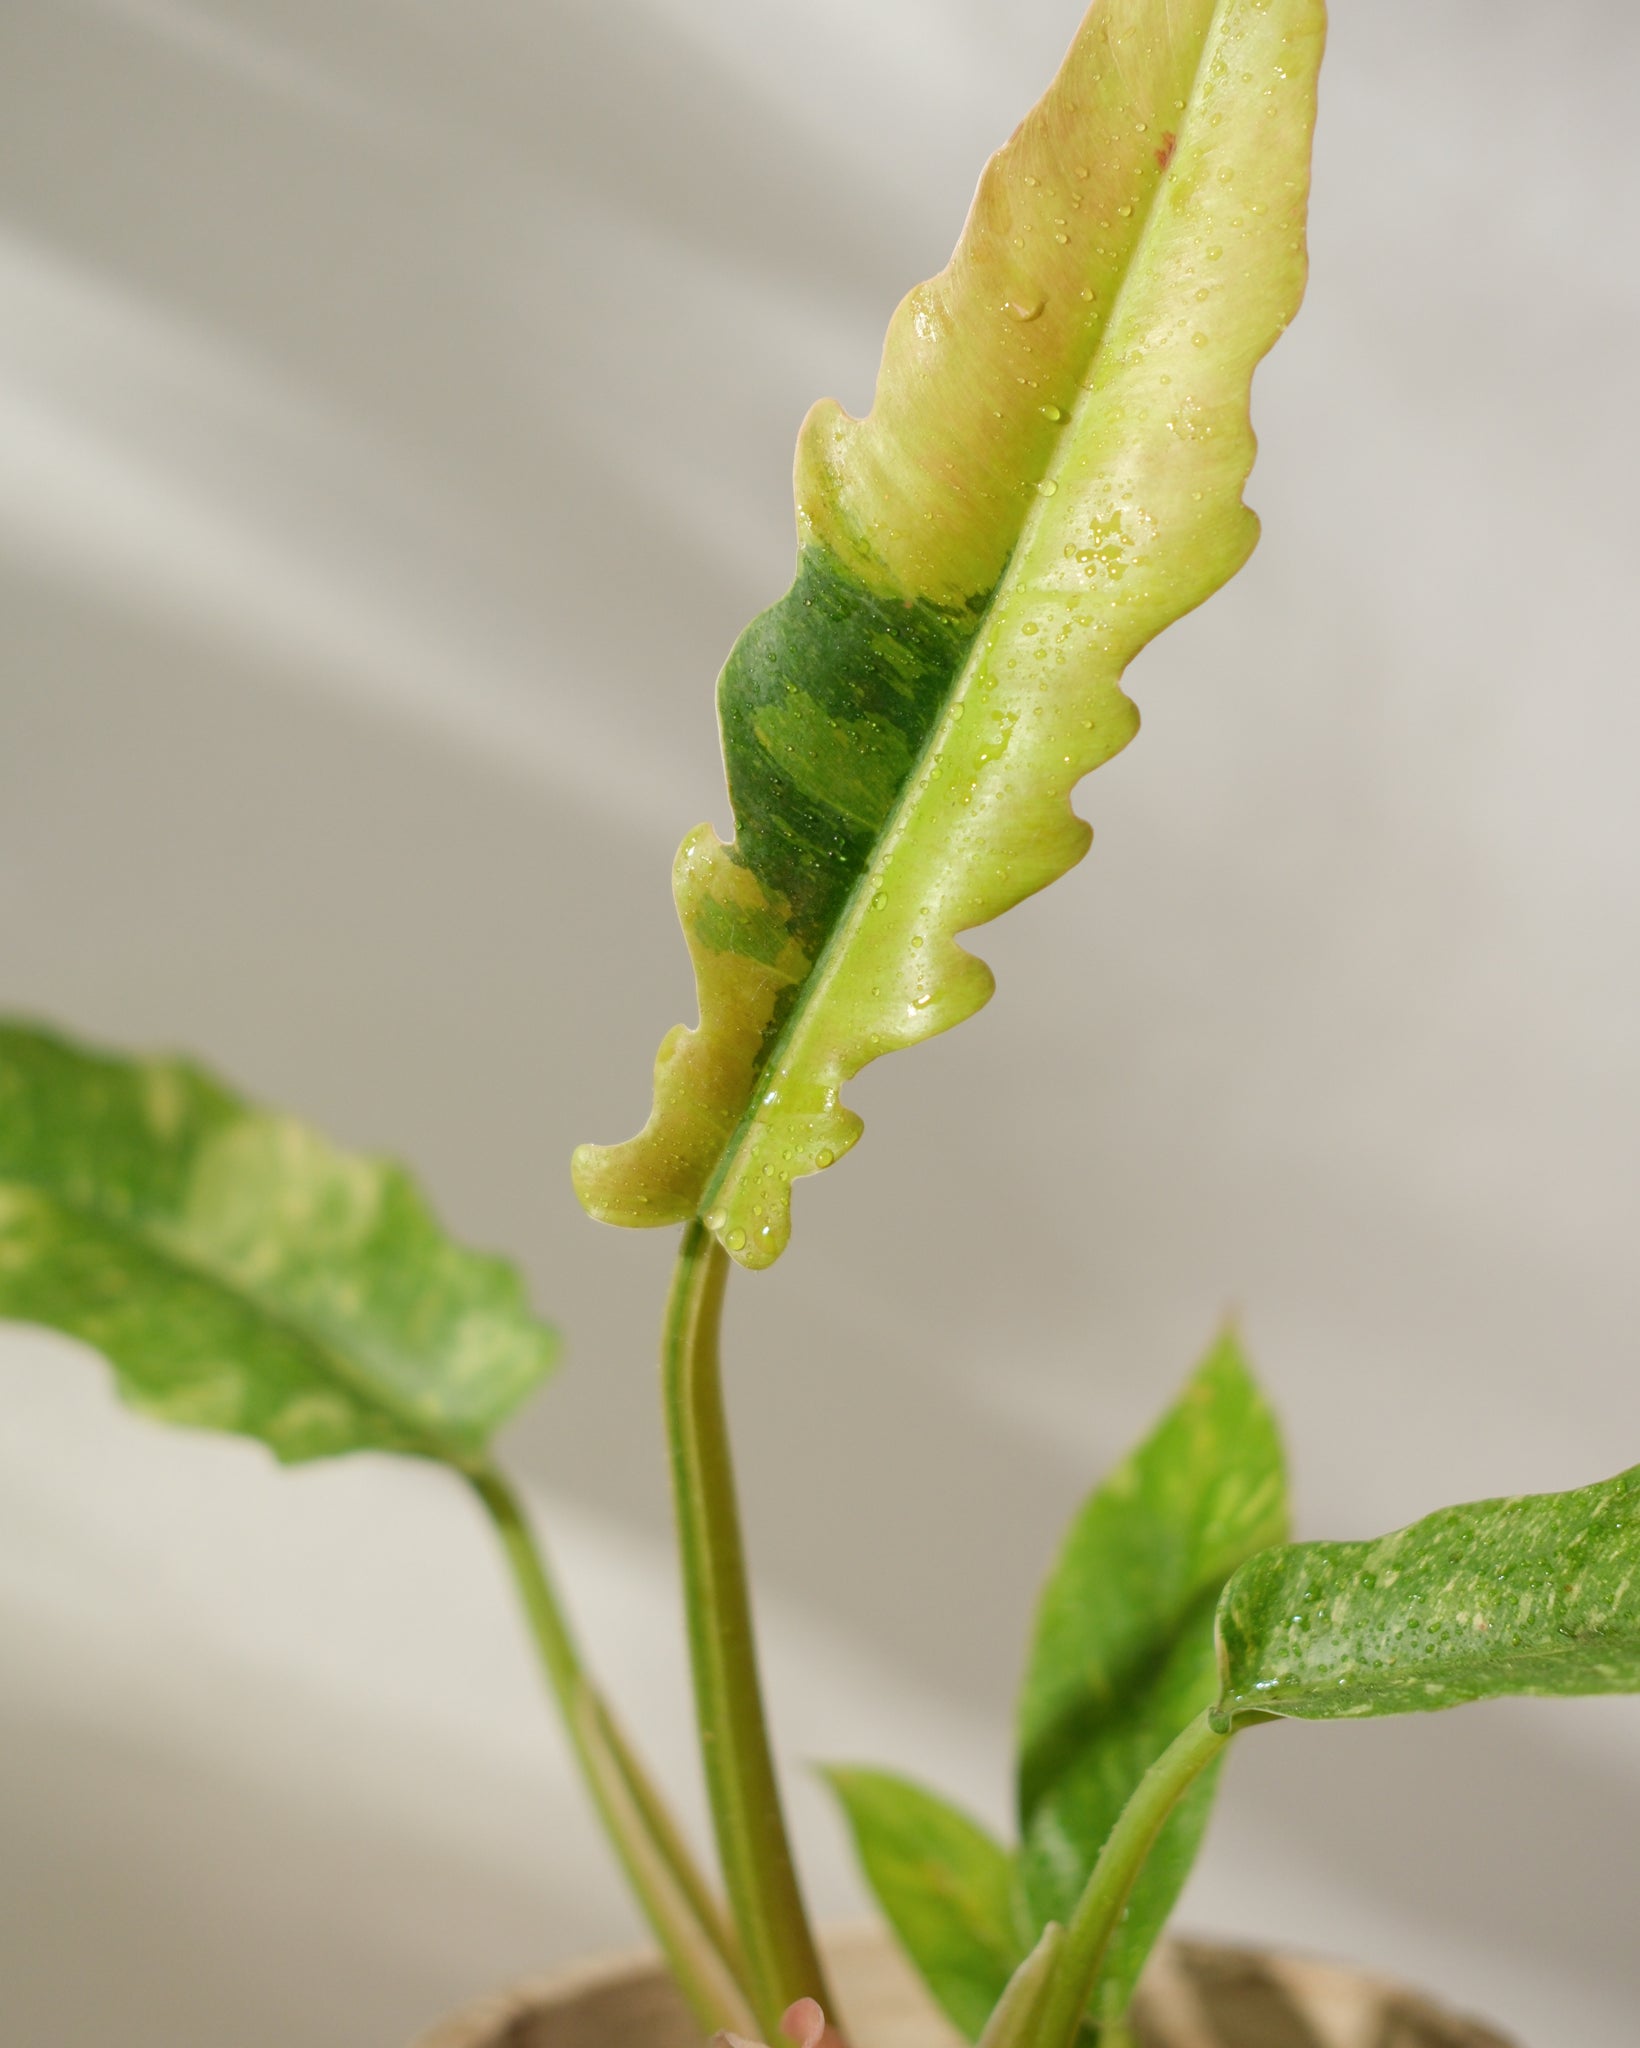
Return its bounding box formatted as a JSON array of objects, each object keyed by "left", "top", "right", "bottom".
[
  {"left": 975, "top": 1922, "right": 1065, "bottom": 2048},
  {"left": 1018, "top": 1333, "right": 1287, "bottom": 2024},
  {"left": 0, "top": 1021, "right": 557, "bottom": 1465},
  {"left": 574, "top": 0, "right": 1325, "bottom": 1267},
  {"left": 822, "top": 1767, "right": 1023, "bottom": 2041},
  {"left": 1215, "top": 1463, "right": 1640, "bottom": 1726}
]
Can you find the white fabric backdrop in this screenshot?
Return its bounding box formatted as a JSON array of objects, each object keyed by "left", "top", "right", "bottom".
[{"left": 3, "top": 1, "right": 1638, "bottom": 2042}]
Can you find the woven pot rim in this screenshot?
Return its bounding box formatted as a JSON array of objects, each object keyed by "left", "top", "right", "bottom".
[{"left": 414, "top": 1920, "right": 1517, "bottom": 2048}]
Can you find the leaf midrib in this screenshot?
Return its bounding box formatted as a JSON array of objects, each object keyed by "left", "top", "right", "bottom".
[
  {"left": 697, "top": 0, "right": 1236, "bottom": 1232},
  {"left": 0, "top": 1171, "right": 465, "bottom": 1465}
]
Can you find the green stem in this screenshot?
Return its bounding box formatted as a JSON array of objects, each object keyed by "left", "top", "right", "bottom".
[
  {"left": 469, "top": 1465, "right": 755, "bottom": 2036},
  {"left": 663, "top": 1219, "right": 833, "bottom": 2038},
  {"left": 1033, "top": 1710, "right": 1230, "bottom": 2048}
]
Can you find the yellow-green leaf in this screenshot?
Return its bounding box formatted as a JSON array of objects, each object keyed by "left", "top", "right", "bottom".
[
  {"left": 0, "top": 1021, "right": 557, "bottom": 1466},
  {"left": 574, "top": 0, "right": 1326, "bottom": 1266}
]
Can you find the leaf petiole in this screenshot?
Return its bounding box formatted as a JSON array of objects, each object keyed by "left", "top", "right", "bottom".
[
  {"left": 662, "top": 1220, "right": 833, "bottom": 2038},
  {"left": 1032, "top": 1709, "right": 1231, "bottom": 2048},
  {"left": 469, "top": 1466, "right": 755, "bottom": 2035}
]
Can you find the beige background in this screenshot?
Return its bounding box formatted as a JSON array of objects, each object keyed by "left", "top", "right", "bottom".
[{"left": 3, "top": 1, "right": 1639, "bottom": 2043}]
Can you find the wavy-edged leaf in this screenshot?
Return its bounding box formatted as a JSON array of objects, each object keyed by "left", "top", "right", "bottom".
[
  {"left": 1018, "top": 1333, "right": 1287, "bottom": 2023},
  {"left": 0, "top": 1022, "right": 557, "bottom": 1466},
  {"left": 1214, "top": 1463, "right": 1640, "bottom": 1728},
  {"left": 574, "top": 0, "right": 1325, "bottom": 1267},
  {"left": 822, "top": 1767, "right": 1023, "bottom": 2041}
]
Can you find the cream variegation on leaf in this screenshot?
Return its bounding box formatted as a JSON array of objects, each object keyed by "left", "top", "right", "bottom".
[{"left": 575, "top": 0, "right": 1326, "bottom": 1264}]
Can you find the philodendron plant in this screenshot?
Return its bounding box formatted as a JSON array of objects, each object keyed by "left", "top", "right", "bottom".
[{"left": 7, "top": 2, "right": 1635, "bottom": 2044}]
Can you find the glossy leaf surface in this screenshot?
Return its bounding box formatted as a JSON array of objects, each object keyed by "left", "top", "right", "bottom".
[
  {"left": 574, "top": 0, "right": 1326, "bottom": 1266},
  {"left": 1215, "top": 1463, "right": 1640, "bottom": 1726},
  {"left": 0, "top": 1022, "right": 558, "bottom": 1465},
  {"left": 1018, "top": 1333, "right": 1287, "bottom": 2022},
  {"left": 822, "top": 1769, "right": 1022, "bottom": 2041}
]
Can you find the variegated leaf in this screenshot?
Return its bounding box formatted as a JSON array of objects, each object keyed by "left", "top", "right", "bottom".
[
  {"left": 575, "top": 0, "right": 1326, "bottom": 1265},
  {"left": 0, "top": 1022, "right": 557, "bottom": 1465},
  {"left": 1214, "top": 1463, "right": 1640, "bottom": 1726}
]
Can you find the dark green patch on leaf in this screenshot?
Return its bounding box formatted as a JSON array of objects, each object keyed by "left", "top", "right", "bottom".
[{"left": 720, "top": 546, "right": 978, "bottom": 958}]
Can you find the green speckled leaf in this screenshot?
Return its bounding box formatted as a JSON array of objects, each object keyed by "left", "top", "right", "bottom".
[
  {"left": 574, "top": 0, "right": 1325, "bottom": 1267},
  {"left": 0, "top": 1022, "right": 558, "bottom": 1466},
  {"left": 822, "top": 1767, "right": 1023, "bottom": 2042},
  {"left": 1214, "top": 1464, "right": 1640, "bottom": 1727},
  {"left": 1018, "top": 1333, "right": 1287, "bottom": 2026}
]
